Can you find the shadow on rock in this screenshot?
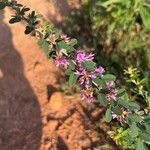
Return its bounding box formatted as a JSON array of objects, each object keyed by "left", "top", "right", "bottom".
[
  {"left": 57, "top": 136, "right": 68, "bottom": 150},
  {"left": 0, "top": 10, "right": 42, "bottom": 150}
]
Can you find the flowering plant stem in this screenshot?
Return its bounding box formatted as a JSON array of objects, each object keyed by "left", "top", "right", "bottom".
[{"left": 0, "top": 0, "right": 150, "bottom": 149}]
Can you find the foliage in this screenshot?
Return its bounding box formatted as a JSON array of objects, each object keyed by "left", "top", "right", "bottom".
[
  {"left": 0, "top": 0, "right": 150, "bottom": 149},
  {"left": 90, "top": 0, "right": 150, "bottom": 51},
  {"left": 107, "top": 67, "right": 150, "bottom": 149},
  {"left": 91, "top": 0, "right": 150, "bottom": 44},
  {"left": 108, "top": 126, "right": 149, "bottom": 150},
  {"left": 124, "top": 67, "right": 150, "bottom": 110},
  {"left": 89, "top": 0, "right": 150, "bottom": 83},
  {"left": 59, "top": 80, "right": 80, "bottom": 95}
]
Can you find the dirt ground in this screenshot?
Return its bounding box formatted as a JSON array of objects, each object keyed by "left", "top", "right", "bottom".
[{"left": 0, "top": 1, "right": 119, "bottom": 150}]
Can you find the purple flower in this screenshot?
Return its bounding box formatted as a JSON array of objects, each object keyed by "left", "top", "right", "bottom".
[
  {"left": 75, "top": 68, "right": 96, "bottom": 78},
  {"left": 54, "top": 57, "right": 69, "bottom": 67},
  {"left": 112, "top": 112, "right": 118, "bottom": 119},
  {"left": 76, "top": 50, "right": 94, "bottom": 63},
  {"left": 78, "top": 76, "right": 85, "bottom": 85},
  {"left": 106, "top": 81, "right": 114, "bottom": 90},
  {"left": 112, "top": 112, "right": 124, "bottom": 123},
  {"left": 110, "top": 90, "right": 117, "bottom": 100},
  {"left": 75, "top": 68, "right": 96, "bottom": 86},
  {"left": 60, "top": 34, "right": 71, "bottom": 44},
  {"left": 75, "top": 68, "right": 85, "bottom": 75},
  {"left": 112, "top": 110, "right": 133, "bottom": 123},
  {"left": 106, "top": 89, "right": 117, "bottom": 101},
  {"left": 81, "top": 89, "right": 95, "bottom": 102},
  {"left": 95, "top": 66, "right": 105, "bottom": 74}
]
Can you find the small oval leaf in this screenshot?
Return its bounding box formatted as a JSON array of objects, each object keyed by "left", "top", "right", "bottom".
[
  {"left": 105, "top": 108, "right": 112, "bottom": 122},
  {"left": 0, "top": 2, "right": 5, "bottom": 10}
]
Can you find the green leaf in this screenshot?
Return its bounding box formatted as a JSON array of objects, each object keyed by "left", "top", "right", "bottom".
[
  {"left": 117, "top": 89, "right": 126, "bottom": 98},
  {"left": 102, "top": 74, "right": 116, "bottom": 82},
  {"left": 38, "top": 39, "right": 44, "bottom": 46},
  {"left": 16, "top": 4, "right": 23, "bottom": 7},
  {"left": 24, "top": 26, "right": 34, "bottom": 34},
  {"left": 135, "top": 138, "right": 146, "bottom": 150},
  {"left": 118, "top": 92, "right": 131, "bottom": 109},
  {"left": 69, "top": 73, "right": 78, "bottom": 86},
  {"left": 23, "top": 7, "right": 30, "bottom": 12},
  {"left": 9, "top": 17, "right": 21, "bottom": 24},
  {"left": 82, "top": 61, "right": 96, "bottom": 71},
  {"left": 65, "top": 69, "right": 73, "bottom": 75},
  {"left": 97, "top": 93, "right": 108, "bottom": 106},
  {"left": 57, "top": 41, "right": 68, "bottom": 49},
  {"left": 56, "top": 41, "right": 74, "bottom": 53},
  {"left": 92, "top": 77, "right": 105, "bottom": 87},
  {"left": 31, "top": 11, "right": 35, "bottom": 18},
  {"left": 140, "top": 6, "right": 150, "bottom": 29},
  {"left": 129, "top": 123, "right": 139, "bottom": 138},
  {"left": 140, "top": 132, "right": 150, "bottom": 141},
  {"left": 109, "top": 100, "right": 115, "bottom": 107},
  {"left": 118, "top": 98, "right": 129, "bottom": 108},
  {"left": 128, "top": 114, "right": 142, "bottom": 123},
  {"left": 38, "top": 39, "right": 49, "bottom": 58},
  {"left": 112, "top": 106, "right": 122, "bottom": 115},
  {"left": 68, "top": 60, "right": 75, "bottom": 70},
  {"left": 105, "top": 108, "right": 112, "bottom": 122},
  {"left": 66, "top": 45, "right": 74, "bottom": 53},
  {"left": 101, "top": 0, "right": 123, "bottom": 7},
  {"left": 0, "top": 2, "right": 5, "bottom": 10},
  {"left": 145, "top": 124, "right": 150, "bottom": 133},
  {"left": 128, "top": 102, "right": 140, "bottom": 110},
  {"left": 144, "top": 116, "right": 150, "bottom": 123},
  {"left": 69, "top": 39, "right": 77, "bottom": 46}
]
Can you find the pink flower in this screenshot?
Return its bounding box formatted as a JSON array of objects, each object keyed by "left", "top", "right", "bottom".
[
  {"left": 78, "top": 76, "right": 85, "bottom": 85},
  {"left": 54, "top": 57, "right": 69, "bottom": 67},
  {"left": 75, "top": 68, "right": 95, "bottom": 78},
  {"left": 95, "top": 66, "right": 105, "bottom": 74},
  {"left": 112, "top": 112, "right": 118, "bottom": 119},
  {"left": 110, "top": 90, "right": 117, "bottom": 100},
  {"left": 106, "top": 81, "right": 114, "bottom": 90},
  {"left": 75, "top": 68, "right": 96, "bottom": 86},
  {"left": 76, "top": 50, "right": 94, "bottom": 63},
  {"left": 60, "top": 34, "right": 71, "bottom": 44},
  {"left": 81, "top": 89, "right": 95, "bottom": 102},
  {"left": 112, "top": 112, "right": 124, "bottom": 123},
  {"left": 75, "top": 68, "right": 85, "bottom": 75},
  {"left": 106, "top": 89, "right": 117, "bottom": 101}
]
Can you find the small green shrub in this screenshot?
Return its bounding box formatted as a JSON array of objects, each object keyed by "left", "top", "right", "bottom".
[
  {"left": 89, "top": 0, "right": 150, "bottom": 79},
  {"left": 124, "top": 67, "right": 150, "bottom": 109}
]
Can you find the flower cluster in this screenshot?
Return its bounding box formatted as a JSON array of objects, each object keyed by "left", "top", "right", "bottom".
[
  {"left": 76, "top": 50, "right": 94, "bottom": 63},
  {"left": 112, "top": 110, "right": 131, "bottom": 123},
  {"left": 60, "top": 34, "right": 71, "bottom": 44},
  {"left": 53, "top": 45, "right": 118, "bottom": 103},
  {"left": 106, "top": 81, "right": 117, "bottom": 101},
  {"left": 95, "top": 66, "right": 105, "bottom": 74},
  {"left": 74, "top": 51, "right": 106, "bottom": 101},
  {"left": 52, "top": 36, "right": 119, "bottom": 102},
  {"left": 54, "top": 57, "right": 69, "bottom": 67},
  {"left": 75, "top": 68, "right": 95, "bottom": 86}
]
